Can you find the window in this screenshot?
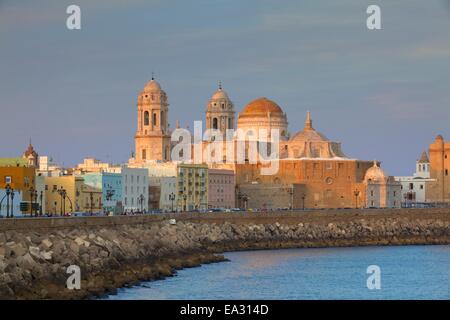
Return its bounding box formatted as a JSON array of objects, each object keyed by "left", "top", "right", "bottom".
[
  {"left": 144, "top": 111, "right": 149, "bottom": 126},
  {"left": 446, "top": 169, "right": 448, "bottom": 176},
  {"left": 153, "top": 113, "right": 157, "bottom": 126},
  {"left": 370, "top": 190, "right": 374, "bottom": 197},
  {"left": 393, "top": 191, "right": 396, "bottom": 196},
  {"left": 409, "top": 183, "right": 414, "bottom": 190},
  {"left": 213, "top": 118, "right": 218, "bottom": 129},
  {"left": 420, "top": 184, "right": 424, "bottom": 190},
  {"left": 5, "top": 176, "right": 12, "bottom": 184}
]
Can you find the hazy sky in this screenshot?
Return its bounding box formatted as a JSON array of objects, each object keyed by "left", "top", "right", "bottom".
[{"left": 1, "top": 0, "right": 449, "bottom": 175}]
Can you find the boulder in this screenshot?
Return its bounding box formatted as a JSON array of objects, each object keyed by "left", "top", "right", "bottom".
[
  {"left": 8, "top": 242, "right": 27, "bottom": 257},
  {"left": 41, "top": 239, "right": 53, "bottom": 249}
]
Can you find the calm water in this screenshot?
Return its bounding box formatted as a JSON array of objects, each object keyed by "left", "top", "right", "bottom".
[{"left": 105, "top": 245, "right": 450, "bottom": 300}]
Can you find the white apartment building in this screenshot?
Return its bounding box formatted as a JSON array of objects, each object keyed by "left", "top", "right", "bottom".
[
  {"left": 121, "top": 166, "right": 148, "bottom": 213},
  {"left": 395, "top": 151, "right": 436, "bottom": 206}
]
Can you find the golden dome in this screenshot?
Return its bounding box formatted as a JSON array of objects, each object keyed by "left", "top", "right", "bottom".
[{"left": 241, "top": 97, "right": 284, "bottom": 116}]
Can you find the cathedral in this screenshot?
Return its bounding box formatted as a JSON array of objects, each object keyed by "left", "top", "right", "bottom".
[{"left": 131, "top": 78, "right": 401, "bottom": 209}]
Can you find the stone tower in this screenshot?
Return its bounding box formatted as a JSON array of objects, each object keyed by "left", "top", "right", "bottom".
[
  {"left": 134, "top": 77, "right": 171, "bottom": 162},
  {"left": 414, "top": 150, "right": 430, "bottom": 178},
  {"left": 427, "top": 135, "right": 450, "bottom": 202},
  {"left": 205, "top": 83, "right": 235, "bottom": 135},
  {"left": 23, "top": 141, "right": 39, "bottom": 167}
]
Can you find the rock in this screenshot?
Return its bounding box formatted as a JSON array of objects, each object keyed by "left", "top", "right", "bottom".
[
  {"left": 69, "top": 242, "right": 79, "bottom": 254},
  {"left": 41, "top": 239, "right": 53, "bottom": 249},
  {"left": 29, "top": 247, "right": 42, "bottom": 260},
  {"left": 41, "top": 251, "right": 53, "bottom": 261},
  {"left": 8, "top": 243, "right": 27, "bottom": 257}
]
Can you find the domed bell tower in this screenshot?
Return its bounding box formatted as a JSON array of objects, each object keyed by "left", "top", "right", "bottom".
[{"left": 135, "top": 77, "right": 171, "bottom": 162}]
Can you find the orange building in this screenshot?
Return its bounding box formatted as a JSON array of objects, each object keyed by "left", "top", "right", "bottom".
[
  {"left": 0, "top": 160, "right": 36, "bottom": 212},
  {"left": 427, "top": 135, "right": 450, "bottom": 203}
]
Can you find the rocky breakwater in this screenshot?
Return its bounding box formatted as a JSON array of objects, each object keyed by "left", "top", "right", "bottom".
[{"left": 0, "top": 210, "right": 450, "bottom": 299}]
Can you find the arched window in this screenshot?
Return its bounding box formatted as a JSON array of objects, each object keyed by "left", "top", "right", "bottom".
[
  {"left": 153, "top": 113, "right": 157, "bottom": 126},
  {"left": 228, "top": 118, "right": 232, "bottom": 129},
  {"left": 213, "top": 118, "right": 218, "bottom": 129},
  {"left": 142, "top": 149, "right": 146, "bottom": 160},
  {"left": 144, "top": 111, "right": 149, "bottom": 126}
]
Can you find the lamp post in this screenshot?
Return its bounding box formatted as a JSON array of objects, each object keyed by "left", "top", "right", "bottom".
[
  {"left": 90, "top": 192, "right": 95, "bottom": 215},
  {"left": 287, "top": 187, "right": 294, "bottom": 210},
  {"left": 39, "top": 191, "right": 43, "bottom": 216},
  {"left": 29, "top": 187, "right": 36, "bottom": 216},
  {"left": 138, "top": 194, "right": 144, "bottom": 213},
  {"left": 5, "top": 184, "right": 11, "bottom": 218},
  {"left": 301, "top": 193, "right": 306, "bottom": 210},
  {"left": 0, "top": 186, "right": 9, "bottom": 218},
  {"left": 55, "top": 188, "right": 68, "bottom": 216},
  {"left": 169, "top": 192, "right": 175, "bottom": 212},
  {"left": 354, "top": 190, "right": 360, "bottom": 209},
  {"left": 10, "top": 188, "right": 15, "bottom": 218}
]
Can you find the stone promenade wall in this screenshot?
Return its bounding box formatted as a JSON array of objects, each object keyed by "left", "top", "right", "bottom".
[{"left": 0, "top": 208, "right": 449, "bottom": 299}]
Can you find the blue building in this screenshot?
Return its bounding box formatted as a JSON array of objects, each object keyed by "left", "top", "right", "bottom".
[{"left": 82, "top": 172, "right": 122, "bottom": 214}]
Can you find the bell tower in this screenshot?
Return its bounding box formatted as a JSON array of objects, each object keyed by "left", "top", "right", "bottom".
[
  {"left": 205, "top": 82, "right": 235, "bottom": 135},
  {"left": 134, "top": 77, "right": 171, "bottom": 162}
]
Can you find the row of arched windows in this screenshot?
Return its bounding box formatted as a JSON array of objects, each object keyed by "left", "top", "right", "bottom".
[{"left": 144, "top": 111, "right": 158, "bottom": 126}]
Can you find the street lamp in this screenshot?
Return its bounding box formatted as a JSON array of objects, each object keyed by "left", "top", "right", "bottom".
[
  {"left": 138, "top": 194, "right": 144, "bottom": 213},
  {"left": 354, "top": 189, "right": 360, "bottom": 209},
  {"left": 55, "top": 187, "right": 68, "bottom": 216},
  {"left": 0, "top": 186, "right": 9, "bottom": 218},
  {"left": 5, "top": 184, "right": 11, "bottom": 218},
  {"left": 169, "top": 192, "right": 175, "bottom": 212},
  {"left": 301, "top": 193, "right": 306, "bottom": 210},
  {"left": 10, "top": 187, "right": 15, "bottom": 218},
  {"left": 29, "top": 187, "right": 36, "bottom": 216},
  {"left": 287, "top": 187, "right": 294, "bottom": 210},
  {"left": 39, "top": 191, "right": 43, "bottom": 216}
]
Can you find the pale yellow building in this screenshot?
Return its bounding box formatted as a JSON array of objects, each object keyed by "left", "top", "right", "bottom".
[
  {"left": 43, "top": 176, "right": 102, "bottom": 215},
  {"left": 176, "top": 164, "right": 208, "bottom": 211}
]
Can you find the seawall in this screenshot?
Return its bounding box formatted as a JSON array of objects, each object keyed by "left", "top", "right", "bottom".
[{"left": 0, "top": 208, "right": 449, "bottom": 299}]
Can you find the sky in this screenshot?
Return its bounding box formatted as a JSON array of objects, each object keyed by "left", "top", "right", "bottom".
[{"left": 0, "top": 0, "right": 449, "bottom": 175}]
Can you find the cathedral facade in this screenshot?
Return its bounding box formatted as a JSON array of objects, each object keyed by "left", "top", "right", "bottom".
[{"left": 132, "top": 78, "right": 401, "bottom": 209}]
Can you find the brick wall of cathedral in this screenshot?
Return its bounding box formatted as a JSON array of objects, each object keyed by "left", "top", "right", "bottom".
[{"left": 235, "top": 159, "right": 373, "bottom": 209}]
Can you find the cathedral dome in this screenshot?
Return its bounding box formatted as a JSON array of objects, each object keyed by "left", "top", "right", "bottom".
[
  {"left": 240, "top": 97, "right": 284, "bottom": 116},
  {"left": 237, "top": 97, "right": 288, "bottom": 139},
  {"left": 290, "top": 111, "right": 329, "bottom": 142},
  {"left": 364, "top": 161, "right": 386, "bottom": 182},
  {"left": 286, "top": 112, "right": 347, "bottom": 159}
]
